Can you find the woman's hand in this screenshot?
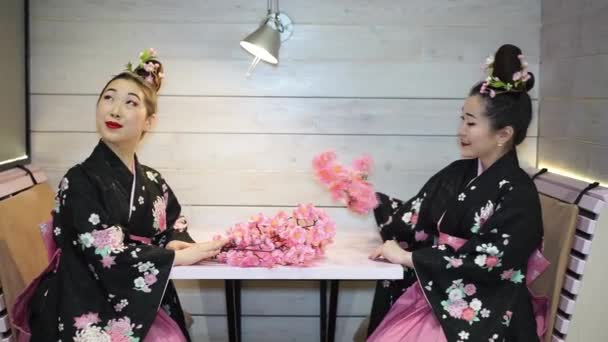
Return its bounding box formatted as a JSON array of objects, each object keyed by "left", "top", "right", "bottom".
[
  {"left": 174, "top": 239, "right": 229, "bottom": 266},
  {"left": 166, "top": 240, "right": 194, "bottom": 251},
  {"left": 369, "top": 240, "right": 413, "bottom": 267}
]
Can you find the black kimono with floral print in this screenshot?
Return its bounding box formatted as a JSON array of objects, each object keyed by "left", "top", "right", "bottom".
[
  {"left": 28, "top": 141, "right": 194, "bottom": 341},
  {"left": 368, "top": 150, "right": 543, "bottom": 342}
]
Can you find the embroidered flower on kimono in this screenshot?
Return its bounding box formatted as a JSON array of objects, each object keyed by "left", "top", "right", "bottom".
[
  {"left": 146, "top": 170, "right": 158, "bottom": 183},
  {"left": 53, "top": 195, "right": 61, "bottom": 213},
  {"left": 446, "top": 299, "right": 468, "bottom": 318},
  {"left": 144, "top": 273, "right": 158, "bottom": 285},
  {"left": 475, "top": 243, "right": 503, "bottom": 271},
  {"left": 502, "top": 310, "right": 513, "bottom": 326},
  {"left": 79, "top": 233, "right": 95, "bottom": 248},
  {"left": 60, "top": 177, "right": 70, "bottom": 192},
  {"left": 401, "top": 196, "right": 423, "bottom": 228},
  {"left": 464, "top": 284, "right": 477, "bottom": 296},
  {"left": 74, "top": 325, "right": 111, "bottom": 342},
  {"left": 449, "top": 288, "right": 464, "bottom": 301},
  {"left": 88, "top": 213, "right": 101, "bottom": 226},
  {"left": 501, "top": 268, "right": 525, "bottom": 284},
  {"left": 458, "top": 330, "right": 470, "bottom": 340},
  {"left": 470, "top": 298, "right": 482, "bottom": 311},
  {"left": 425, "top": 281, "right": 433, "bottom": 291},
  {"left": 480, "top": 308, "right": 491, "bottom": 318},
  {"left": 106, "top": 317, "right": 135, "bottom": 337},
  {"left": 114, "top": 299, "right": 129, "bottom": 312},
  {"left": 489, "top": 333, "right": 500, "bottom": 342},
  {"left": 92, "top": 227, "right": 124, "bottom": 250},
  {"left": 152, "top": 194, "right": 168, "bottom": 232},
  {"left": 73, "top": 315, "right": 138, "bottom": 342},
  {"left": 138, "top": 196, "right": 144, "bottom": 205},
  {"left": 74, "top": 312, "right": 101, "bottom": 329},
  {"left": 134, "top": 277, "right": 147, "bottom": 289},
  {"left": 462, "top": 307, "right": 475, "bottom": 321},
  {"left": 101, "top": 256, "right": 116, "bottom": 268},
  {"left": 137, "top": 261, "right": 154, "bottom": 272},
  {"left": 458, "top": 193, "right": 466, "bottom": 201},
  {"left": 441, "top": 280, "right": 488, "bottom": 325},
  {"left": 444, "top": 256, "right": 464, "bottom": 269},
  {"left": 54, "top": 226, "right": 61, "bottom": 236},
  {"left": 471, "top": 201, "right": 494, "bottom": 234},
  {"left": 133, "top": 261, "right": 160, "bottom": 292}
]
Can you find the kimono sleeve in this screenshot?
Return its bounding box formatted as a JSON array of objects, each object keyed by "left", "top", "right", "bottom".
[
  {"left": 412, "top": 184, "right": 543, "bottom": 341},
  {"left": 157, "top": 173, "right": 195, "bottom": 245},
  {"left": 55, "top": 168, "right": 175, "bottom": 336},
  {"left": 374, "top": 167, "right": 449, "bottom": 247}
]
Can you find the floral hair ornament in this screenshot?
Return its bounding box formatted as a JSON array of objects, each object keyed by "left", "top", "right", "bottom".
[
  {"left": 480, "top": 54, "right": 531, "bottom": 98},
  {"left": 125, "top": 48, "right": 165, "bottom": 85}
]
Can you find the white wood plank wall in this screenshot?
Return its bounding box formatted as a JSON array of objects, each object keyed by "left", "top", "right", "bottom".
[
  {"left": 29, "top": 1, "right": 540, "bottom": 340},
  {"left": 539, "top": 0, "right": 608, "bottom": 184}
]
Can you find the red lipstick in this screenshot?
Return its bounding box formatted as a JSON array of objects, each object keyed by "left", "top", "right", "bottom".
[{"left": 105, "top": 121, "right": 123, "bottom": 129}]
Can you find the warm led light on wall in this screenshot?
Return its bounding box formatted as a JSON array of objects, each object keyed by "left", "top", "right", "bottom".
[{"left": 537, "top": 163, "right": 602, "bottom": 185}]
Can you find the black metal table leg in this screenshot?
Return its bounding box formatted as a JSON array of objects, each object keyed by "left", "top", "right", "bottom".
[
  {"left": 235, "top": 280, "right": 242, "bottom": 342},
  {"left": 225, "top": 280, "right": 237, "bottom": 342},
  {"left": 320, "top": 280, "right": 328, "bottom": 342},
  {"left": 327, "top": 280, "right": 339, "bottom": 342}
]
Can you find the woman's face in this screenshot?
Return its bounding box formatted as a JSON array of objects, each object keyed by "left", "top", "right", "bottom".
[
  {"left": 96, "top": 78, "right": 153, "bottom": 147},
  {"left": 458, "top": 95, "right": 503, "bottom": 159}
]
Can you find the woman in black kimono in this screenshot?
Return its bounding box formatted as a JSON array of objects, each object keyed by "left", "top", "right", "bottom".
[
  {"left": 13, "top": 49, "right": 226, "bottom": 341},
  {"left": 367, "top": 44, "right": 547, "bottom": 341}
]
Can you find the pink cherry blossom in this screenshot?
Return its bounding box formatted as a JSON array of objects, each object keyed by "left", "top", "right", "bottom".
[
  {"left": 464, "top": 284, "right": 477, "bottom": 296},
  {"left": 450, "top": 258, "right": 464, "bottom": 268},
  {"left": 101, "top": 256, "right": 116, "bottom": 268},
  {"left": 215, "top": 204, "right": 336, "bottom": 267},
  {"left": 74, "top": 312, "right": 101, "bottom": 329},
  {"left": 486, "top": 256, "right": 499, "bottom": 268},
  {"left": 313, "top": 151, "right": 378, "bottom": 214},
  {"left": 144, "top": 273, "right": 157, "bottom": 285},
  {"left": 462, "top": 307, "right": 476, "bottom": 321}
]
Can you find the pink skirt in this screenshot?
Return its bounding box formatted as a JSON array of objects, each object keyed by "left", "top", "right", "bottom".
[
  {"left": 367, "top": 282, "right": 546, "bottom": 342},
  {"left": 144, "top": 310, "right": 188, "bottom": 342},
  {"left": 367, "top": 283, "right": 447, "bottom": 342}
]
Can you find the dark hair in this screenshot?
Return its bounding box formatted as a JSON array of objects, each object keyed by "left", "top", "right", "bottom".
[
  {"left": 97, "top": 59, "right": 164, "bottom": 118},
  {"left": 469, "top": 44, "right": 535, "bottom": 146}
]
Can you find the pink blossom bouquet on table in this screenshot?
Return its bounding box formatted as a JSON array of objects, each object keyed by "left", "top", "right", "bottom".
[
  {"left": 213, "top": 204, "right": 336, "bottom": 268},
  {"left": 312, "top": 151, "right": 378, "bottom": 215}
]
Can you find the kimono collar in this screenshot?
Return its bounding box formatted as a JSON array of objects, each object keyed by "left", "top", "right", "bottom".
[
  {"left": 476, "top": 149, "right": 519, "bottom": 177},
  {"left": 89, "top": 140, "right": 141, "bottom": 192}
]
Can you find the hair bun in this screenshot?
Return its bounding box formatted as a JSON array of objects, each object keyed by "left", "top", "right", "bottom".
[
  {"left": 480, "top": 44, "right": 534, "bottom": 96},
  {"left": 126, "top": 48, "right": 164, "bottom": 92}
]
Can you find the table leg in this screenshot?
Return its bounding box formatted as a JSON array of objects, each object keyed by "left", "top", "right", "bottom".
[
  {"left": 225, "top": 280, "right": 242, "bottom": 342},
  {"left": 327, "top": 280, "right": 339, "bottom": 342},
  {"left": 320, "top": 280, "right": 328, "bottom": 342}
]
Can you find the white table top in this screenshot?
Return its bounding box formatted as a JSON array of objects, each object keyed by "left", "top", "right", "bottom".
[{"left": 171, "top": 232, "right": 404, "bottom": 280}]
